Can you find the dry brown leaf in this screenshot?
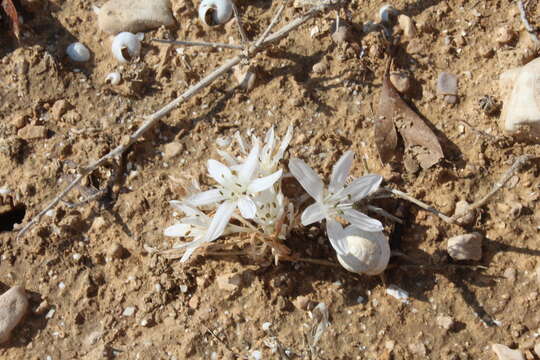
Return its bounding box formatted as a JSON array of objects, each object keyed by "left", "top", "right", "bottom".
[
  {"left": 376, "top": 60, "right": 444, "bottom": 169},
  {"left": 2, "top": 0, "right": 21, "bottom": 40}
]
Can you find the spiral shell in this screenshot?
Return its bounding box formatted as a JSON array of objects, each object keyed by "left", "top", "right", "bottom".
[
  {"left": 66, "top": 42, "right": 91, "bottom": 62},
  {"left": 105, "top": 72, "right": 121, "bottom": 85},
  {"left": 111, "top": 32, "right": 142, "bottom": 63},
  {"left": 198, "top": 0, "right": 233, "bottom": 26},
  {"left": 336, "top": 227, "right": 390, "bottom": 275}
]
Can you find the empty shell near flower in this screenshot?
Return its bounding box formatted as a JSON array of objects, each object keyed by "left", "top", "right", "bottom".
[
  {"left": 66, "top": 42, "right": 91, "bottom": 62},
  {"left": 112, "top": 32, "right": 142, "bottom": 63},
  {"left": 336, "top": 227, "right": 390, "bottom": 275},
  {"left": 198, "top": 0, "right": 233, "bottom": 26}
]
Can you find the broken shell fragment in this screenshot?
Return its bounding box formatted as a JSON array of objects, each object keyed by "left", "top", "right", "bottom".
[
  {"left": 234, "top": 65, "right": 256, "bottom": 91},
  {"left": 105, "top": 72, "right": 122, "bottom": 85},
  {"left": 111, "top": 32, "right": 142, "bottom": 63},
  {"left": 198, "top": 0, "right": 233, "bottom": 26},
  {"left": 336, "top": 227, "right": 390, "bottom": 275}
]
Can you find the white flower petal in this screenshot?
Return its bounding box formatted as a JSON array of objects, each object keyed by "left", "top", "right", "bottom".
[
  {"left": 262, "top": 127, "right": 275, "bottom": 157},
  {"left": 234, "top": 131, "right": 248, "bottom": 154},
  {"left": 208, "top": 159, "right": 232, "bottom": 186},
  {"left": 164, "top": 223, "right": 192, "bottom": 237},
  {"left": 187, "top": 189, "right": 225, "bottom": 206},
  {"left": 326, "top": 219, "right": 348, "bottom": 255},
  {"left": 180, "top": 242, "right": 203, "bottom": 262},
  {"left": 248, "top": 169, "right": 283, "bottom": 193},
  {"left": 275, "top": 125, "right": 293, "bottom": 161},
  {"left": 238, "top": 197, "right": 257, "bottom": 219},
  {"left": 288, "top": 158, "right": 324, "bottom": 201},
  {"left": 239, "top": 142, "right": 260, "bottom": 183},
  {"left": 204, "top": 201, "right": 236, "bottom": 242},
  {"left": 344, "top": 208, "right": 383, "bottom": 232},
  {"left": 329, "top": 151, "right": 354, "bottom": 193},
  {"left": 169, "top": 201, "right": 204, "bottom": 217},
  {"left": 301, "top": 202, "right": 325, "bottom": 226},
  {"left": 343, "top": 174, "right": 383, "bottom": 201},
  {"left": 217, "top": 149, "right": 239, "bottom": 167}
]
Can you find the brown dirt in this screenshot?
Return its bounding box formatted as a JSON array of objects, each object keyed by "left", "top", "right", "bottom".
[{"left": 1, "top": 0, "right": 540, "bottom": 359}]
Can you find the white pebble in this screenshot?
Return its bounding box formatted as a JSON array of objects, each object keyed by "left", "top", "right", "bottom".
[
  {"left": 386, "top": 284, "right": 409, "bottom": 303},
  {"left": 262, "top": 322, "right": 272, "bottom": 331},
  {"left": 251, "top": 350, "right": 262, "bottom": 360},
  {"left": 45, "top": 308, "right": 56, "bottom": 319},
  {"left": 0, "top": 188, "right": 11, "bottom": 195},
  {"left": 66, "top": 42, "right": 91, "bottom": 62},
  {"left": 122, "top": 306, "right": 136, "bottom": 316},
  {"left": 58, "top": 282, "right": 65, "bottom": 290},
  {"left": 179, "top": 284, "right": 188, "bottom": 293},
  {"left": 111, "top": 32, "right": 141, "bottom": 63}
]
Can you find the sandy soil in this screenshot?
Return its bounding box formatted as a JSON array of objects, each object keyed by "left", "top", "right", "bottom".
[{"left": 1, "top": 0, "right": 540, "bottom": 359}]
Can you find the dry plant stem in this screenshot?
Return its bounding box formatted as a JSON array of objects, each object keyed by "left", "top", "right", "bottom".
[
  {"left": 518, "top": 0, "right": 540, "bottom": 44},
  {"left": 366, "top": 205, "right": 403, "bottom": 224},
  {"left": 254, "top": 2, "right": 287, "bottom": 47},
  {"left": 231, "top": 1, "right": 249, "bottom": 44},
  {"left": 452, "top": 154, "right": 533, "bottom": 221},
  {"left": 383, "top": 187, "right": 455, "bottom": 224},
  {"left": 151, "top": 38, "right": 243, "bottom": 50},
  {"left": 17, "top": 4, "right": 342, "bottom": 239}
]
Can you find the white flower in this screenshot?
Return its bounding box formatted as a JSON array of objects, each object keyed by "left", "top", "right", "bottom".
[
  {"left": 252, "top": 189, "right": 293, "bottom": 238},
  {"left": 163, "top": 201, "right": 246, "bottom": 262},
  {"left": 289, "top": 151, "right": 383, "bottom": 255},
  {"left": 217, "top": 125, "right": 293, "bottom": 177},
  {"left": 185, "top": 143, "right": 283, "bottom": 249}
]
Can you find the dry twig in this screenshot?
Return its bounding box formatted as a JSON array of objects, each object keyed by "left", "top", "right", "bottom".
[
  {"left": 151, "top": 38, "right": 243, "bottom": 50},
  {"left": 17, "top": 2, "right": 344, "bottom": 239}
]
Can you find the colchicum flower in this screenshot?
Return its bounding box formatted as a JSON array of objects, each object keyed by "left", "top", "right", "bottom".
[{"left": 289, "top": 151, "right": 383, "bottom": 255}]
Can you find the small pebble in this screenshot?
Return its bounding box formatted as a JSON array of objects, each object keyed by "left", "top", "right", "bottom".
[
  {"left": 436, "top": 315, "right": 454, "bottom": 330},
  {"left": 386, "top": 284, "right": 409, "bottom": 303},
  {"left": 312, "top": 62, "right": 327, "bottom": 74},
  {"left": 262, "top": 322, "right": 272, "bottom": 331},
  {"left": 447, "top": 232, "right": 482, "bottom": 261},
  {"left": 390, "top": 72, "right": 411, "bottom": 93},
  {"left": 163, "top": 142, "right": 184, "bottom": 160},
  {"left": 436, "top": 72, "right": 458, "bottom": 104},
  {"left": 216, "top": 273, "right": 243, "bottom": 291},
  {"left": 17, "top": 125, "right": 48, "bottom": 140},
  {"left": 66, "top": 42, "right": 91, "bottom": 62},
  {"left": 491, "top": 344, "right": 524, "bottom": 360},
  {"left": 494, "top": 25, "right": 515, "bottom": 46},
  {"left": 534, "top": 343, "right": 540, "bottom": 357},
  {"left": 397, "top": 14, "right": 417, "bottom": 39},
  {"left": 251, "top": 350, "right": 262, "bottom": 360},
  {"left": 453, "top": 200, "right": 476, "bottom": 226},
  {"left": 122, "top": 306, "right": 136, "bottom": 317},
  {"left": 0, "top": 286, "right": 29, "bottom": 343}
]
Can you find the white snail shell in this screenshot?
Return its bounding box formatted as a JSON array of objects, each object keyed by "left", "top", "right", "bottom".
[
  {"left": 111, "top": 32, "right": 142, "bottom": 63},
  {"left": 198, "top": 0, "right": 233, "bottom": 26},
  {"left": 336, "top": 228, "right": 390, "bottom": 275},
  {"left": 105, "top": 71, "right": 121, "bottom": 85},
  {"left": 66, "top": 42, "right": 91, "bottom": 62},
  {"left": 378, "top": 4, "right": 398, "bottom": 24}
]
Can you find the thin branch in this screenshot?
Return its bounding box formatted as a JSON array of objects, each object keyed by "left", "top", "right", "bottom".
[
  {"left": 518, "top": 0, "right": 540, "bottom": 44},
  {"left": 151, "top": 38, "right": 243, "bottom": 50},
  {"left": 366, "top": 205, "right": 403, "bottom": 224},
  {"left": 17, "top": 3, "right": 344, "bottom": 239},
  {"left": 254, "top": 2, "right": 287, "bottom": 47},
  {"left": 452, "top": 154, "right": 534, "bottom": 221},
  {"left": 231, "top": 0, "right": 249, "bottom": 44},
  {"left": 383, "top": 186, "right": 455, "bottom": 224}
]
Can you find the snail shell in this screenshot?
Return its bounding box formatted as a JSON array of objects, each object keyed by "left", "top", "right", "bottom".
[
  {"left": 105, "top": 71, "right": 122, "bottom": 85},
  {"left": 336, "top": 228, "right": 390, "bottom": 275},
  {"left": 499, "top": 57, "right": 540, "bottom": 141},
  {"left": 66, "top": 42, "right": 91, "bottom": 62},
  {"left": 111, "top": 32, "right": 142, "bottom": 63},
  {"left": 198, "top": 0, "right": 233, "bottom": 26}
]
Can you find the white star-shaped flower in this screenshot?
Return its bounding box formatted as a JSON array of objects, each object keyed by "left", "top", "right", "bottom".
[{"left": 289, "top": 151, "right": 383, "bottom": 255}]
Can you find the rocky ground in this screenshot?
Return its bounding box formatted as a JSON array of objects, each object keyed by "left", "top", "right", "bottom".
[{"left": 1, "top": 0, "right": 540, "bottom": 359}]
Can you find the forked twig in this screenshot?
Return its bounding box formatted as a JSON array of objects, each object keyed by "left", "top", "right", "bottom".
[
  {"left": 231, "top": 0, "right": 249, "bottom": 44},
  {"left": 17, "top": 2, "right": 344, "bottom": 239},
  {"left": 451, "top": 154, "right": 534, "bottom": 221},
  {"left": 385, "top": 154, "right": 534, "bottom": 225}
]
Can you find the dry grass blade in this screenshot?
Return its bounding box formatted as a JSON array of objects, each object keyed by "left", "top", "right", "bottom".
[
  {"left": 2, "top": 0, "right": 21, "bottom": 40},
  {"left": 377, "top": 60, "right": 444, "bottom": 169}
]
